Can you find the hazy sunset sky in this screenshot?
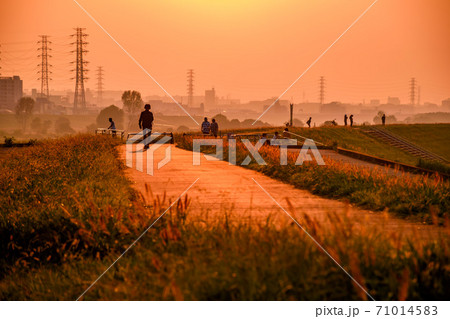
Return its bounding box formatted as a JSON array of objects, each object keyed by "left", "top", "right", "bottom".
[{"left": 1, "top": 0, "right": 449, "bottom": 104}]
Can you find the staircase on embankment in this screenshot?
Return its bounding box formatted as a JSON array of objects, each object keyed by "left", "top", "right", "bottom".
[{"left": 363, "top": 127, "right": 449, "bottom": 164}]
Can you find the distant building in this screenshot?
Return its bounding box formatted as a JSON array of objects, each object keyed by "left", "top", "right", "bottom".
[
  {"left": 320, "top": 101, "right": 346, "bottom": 114},
  {"left": 387, "top": 96, "right": 400, "bottom": 105},
  {"left": 370, "top": 99, "right": 380, "bottom": 106},
  {"left": 442, "top": 98, "right": 450, "bottom": 109},
  {"left": 0, "top": 76, "right": 23, "bottom": 110},
  {"left": 205, "top": 87, "right": 216, "bottom": 109}
]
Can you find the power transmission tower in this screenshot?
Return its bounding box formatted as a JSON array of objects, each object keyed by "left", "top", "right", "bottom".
[
  {"left": 71, "top": 28, "right": 89, "bottom": 112},
  {"left": 319, "top": 76, "right": 325, "bottom": 105},
  {"left": 409, "top": 77, "right": 416, "bottom": 106},
  {"left": 187, "top": 69, "right": 194, "bottom": 107},
  {"left": 96, "top": 66, "right": 104, "bottom": 107},
  {"left": 38, "top": 35, "right": 52, "bottom": 99}
]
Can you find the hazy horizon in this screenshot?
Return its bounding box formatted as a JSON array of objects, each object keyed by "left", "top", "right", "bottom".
[{"left": 1, "top": 0, "right": 450, "bottom": 105}]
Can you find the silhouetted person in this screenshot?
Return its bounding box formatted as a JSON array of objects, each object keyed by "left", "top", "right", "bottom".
[
  {"left": 210, "top": 118, "right": 218, "bottom": 137},
  {"left": 381, "top": 113, "right": 386, "bottom": 126},
  {"left": 349, "top": 114, "right": 354, "bottom": 127},
  {"left": 283, "top": 127, "right": 290, "bottom": 138},
  {"left": 139, "top": 104, "right": 154, "bottom": 150},
  {"left": 201, "top": 117, "right": 211, "bottom": 135},
  {"left": 306, "top": 117, "right": 312, "bottom": 128},
  {"left": 261, "top": 133, "right": 269, "bottom": 145},
  {"left": 331, "top": 119, "right": 337, "bottom": 126},
  {"left": 108, "top": 117, "right": 116, "bottom": 137},
  {"left": 271, "top": 132, "right": 280, "bottom": 144},
  {"left": 344, "top": 114, "right": 348, "bottom": 126}
]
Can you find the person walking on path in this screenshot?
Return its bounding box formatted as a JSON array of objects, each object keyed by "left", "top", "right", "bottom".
[
  {"left": 349, "top": 114, "right": 354, "bottom": 127},
  {"left": 306, "top": 117, "right": 312, "bottom": 128},
  {"left": 210, "top": 118, "right": 219, "bottom": 137},
  {"left": 108, "top": 118, "right": 116, "bottom": 137},
  {"left": 381, "top": 113, "right": 386, "bottom": 126},
  {"left": 344, "top": 114, "right": 348, "bottom": 126},
  {"left": 139, "top": 104, "right": 154, "bottom": 150},
  {"left": 201, "top": 117, "right": 211, "bottom": 135}
]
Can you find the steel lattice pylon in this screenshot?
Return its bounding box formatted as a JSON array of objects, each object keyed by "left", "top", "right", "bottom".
[
  {"left": 71, "top": 28, "right": 89, "bottom": 111},
  {"left": 38, "top": 35, "right": 52, "bottom": 99}
]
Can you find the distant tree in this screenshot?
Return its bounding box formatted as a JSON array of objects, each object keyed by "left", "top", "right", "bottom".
[
  {"left": 373, "top": 111, "right": 397, "bottom": 125},
  {"left": 15, "top": 97, "right": 35, "bottom": 130},
  {"left": 96, "top": 105, "right": 124, "bottom": 129},
  {"left": 292, "top": 118, "right": 305, "bottom": 127},
  {"left": 55, "top": 116, "right": 75, "bottom": 135},
  {"left": 86, "top": 123, "right": 97, "bottom": 133},
  {"left": 121, "top": 90, "right": 143, "bottom": 114},
  {"left": 213, "top": 114, "right": 228, "bottom": 123},
  {"left": 41, "top": 120, "right": 52, "bottom": 135},
  {"left": 177, "top": 125, "right": 190, "bottom": 132},
  {"left": 30, "top": 117, "right": 42, "bottom": 134},
  {"left": 229, "top": 119, "right": 241, "bottom": 129}
]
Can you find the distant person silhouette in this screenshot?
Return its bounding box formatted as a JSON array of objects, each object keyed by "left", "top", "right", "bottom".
[
  {"left": 306, "top": 117, "right": 312, "bottom": 128},
  {"left": 201, "top": 117, "right": 211, "bottom": 135},
  {"left": 108, "top": 117, "right": 116, "bottom": 137},
  {"left": 271, "top": 132, "right": 280, "bottom": 144},
  {"left": 139, "top": 104, "right": 154, "bottom": 150},
  {"left": 210, "top": 118, "right": 219, "bottom": 137},
  {"left": 283, "top": 127, "right": 290, "bottom": 138},
  {"left": 349, "top": 114, "right": 354, "bottom": 127},
  {"left": 344, "top": 114, "right": 348, "bottom": 126},
  {"left": 381, "top": 113, "right": 386, "bottom": 126}
]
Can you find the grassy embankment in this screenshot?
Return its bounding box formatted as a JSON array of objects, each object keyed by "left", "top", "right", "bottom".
[
  {"left": 382, "top": 124, "right": 450, "bottom": 174},
  {"left": 176, "top": 135, "right": 449, "bottom": 222},
  {"left": 217, "top": 124, "right": 450, "bottom": 167},
  {"left": 0, "top": 135, "right": 448, "bottom": 300}
]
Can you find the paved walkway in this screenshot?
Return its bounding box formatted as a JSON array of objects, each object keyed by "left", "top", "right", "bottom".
[{"left": 119, "top": 144, "right": 441, "bottom": 238}]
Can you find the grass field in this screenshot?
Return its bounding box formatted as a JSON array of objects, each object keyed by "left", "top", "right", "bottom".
[{"left": 0, "top": 135, "right": 448, "bottom": 300}]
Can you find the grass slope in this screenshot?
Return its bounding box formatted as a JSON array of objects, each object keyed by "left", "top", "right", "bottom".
[
  {"left": 382, "top": 124, "right": 450, "bottom": 160},
  {"left": 221, "top": 126, "right": 419, "bottom": 165}
]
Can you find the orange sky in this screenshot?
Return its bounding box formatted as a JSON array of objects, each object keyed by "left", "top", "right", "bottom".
[{"left": 1, "top": 0, "right": 449, "bottom": 104}]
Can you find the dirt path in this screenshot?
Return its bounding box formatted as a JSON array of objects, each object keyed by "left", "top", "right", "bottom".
[{"left": 119, "top": 144, "right": 442, "bottom": 238}]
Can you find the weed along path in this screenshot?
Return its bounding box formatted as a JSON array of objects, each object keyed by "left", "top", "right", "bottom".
[{"left": 118, "top": 144, "right": 443, "bottom": 239}]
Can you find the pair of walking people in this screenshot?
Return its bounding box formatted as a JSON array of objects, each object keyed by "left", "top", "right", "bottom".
[{"left": 201, "top": 117, "right": 219, "bottom": 137}]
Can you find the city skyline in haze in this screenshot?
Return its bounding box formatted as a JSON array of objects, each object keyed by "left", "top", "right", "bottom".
[{"left": 1, "top": 0, "right": 450, "bottom": 105}]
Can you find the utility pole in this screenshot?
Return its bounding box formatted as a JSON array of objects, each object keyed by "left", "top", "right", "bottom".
[
  {"left": 289, "top": 103, "right": 293, "bottom": 126},
  {"left": 38, "top": 35, "right": 52, "bottom": 99},
  {"left": 0, "top": 44, "right": 2, "bottom": 76},
  {"left": 96, "top": 66, "right": 104, "bottom": 107},
  {"left": 319, "top": 76, "right": 325, "bottom": 105},
  {"left": 409, "top": 77, "right": 416, "bottom": 106},
  {"left": 187, "top": 69, "right": 194, "bottom": 107},
  {"left": 71, "top": 28, "right": 88, "bottom": 112}
]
